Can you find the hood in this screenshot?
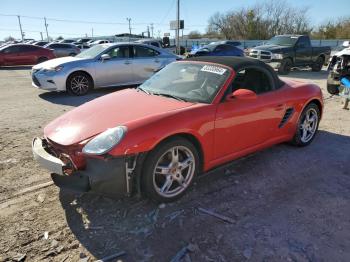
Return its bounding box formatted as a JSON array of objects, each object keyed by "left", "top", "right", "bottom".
[
  {"left": 33, "top": 56, "right": 87, "bottom": 69},
  {"left": 252, "top": 44, "right": 292, "bottom": 53},
  {"left": 44, "top": 89, "right": 194, "bottom": 146}
]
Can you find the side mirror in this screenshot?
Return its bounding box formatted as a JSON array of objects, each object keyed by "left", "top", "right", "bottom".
[
  {"left": 226, "top": 89, "right": 257, "bottom": 101},
  {"left": 101, "top": 54, "right": 111, "bottom": 61}
]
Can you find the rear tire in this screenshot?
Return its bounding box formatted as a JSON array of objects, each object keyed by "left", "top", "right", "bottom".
[
  {"left": 141, "top": 137, "right": 199, "bottom": 203},
  {"left": 66, "top": 72, "right": 93, "bottom": 96},
  {"left": 278, "top": 58, "right": 292, "bottom": 75},
  {"left": 37, "top": 57, "right": 48, "bottom": 64},
  {"left": 291, "top": 103, "right": 320, "bottom": 147},
  {"left": 312, "top": 56, "right": 324, "bottom": 72}
]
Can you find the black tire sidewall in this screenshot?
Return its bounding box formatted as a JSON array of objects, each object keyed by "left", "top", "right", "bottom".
[
  {"left": 67, "top": 72, "right": 92, "bottom": 96},
  {"left": 292, "top": 103, "right": 320, "bottom": 147},
  {"left": 278, "top": 59, "right": 292, "bottom": 75},
  {"left": 312, "top": 57, "right": 324, "bottom": 72},
  {"left": 141, "top": 137, "right": 200, "bottom": 203}
]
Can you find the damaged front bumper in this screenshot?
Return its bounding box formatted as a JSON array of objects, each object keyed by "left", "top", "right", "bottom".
[{"left": 32, "top": 137, "right": 141, "bottom": 198}]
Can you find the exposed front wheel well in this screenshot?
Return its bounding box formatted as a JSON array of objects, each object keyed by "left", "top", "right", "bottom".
[{"left": 307, "top": 99, "right": 323, "bottom": 118}]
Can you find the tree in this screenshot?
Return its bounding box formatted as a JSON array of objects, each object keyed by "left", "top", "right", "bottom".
[
  {"left": 206, "top": 0, "right": 311, "bottom": 40},
  {"left": 312, "top": 18, "right": 350, "bottom": 39},
  {"left": 4, "top": 36, "right": 15, "bottom": 42},
  {"left": 187, "top": 31, "right": 202, "bottom": 39}
]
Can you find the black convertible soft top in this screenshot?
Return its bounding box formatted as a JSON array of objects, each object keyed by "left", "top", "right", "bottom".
[{"left": 185, "top": 56, "right": 285, "bottom": 89}]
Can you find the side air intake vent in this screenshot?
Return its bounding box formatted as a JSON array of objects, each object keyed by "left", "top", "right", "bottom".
[{"left": 279, "top": 108, "right": 294, "bottom": 128}]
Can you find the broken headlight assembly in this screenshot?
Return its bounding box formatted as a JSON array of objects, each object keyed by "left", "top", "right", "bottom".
[{"left": 82, "top": 126, "right": 127, "bottom": 155}]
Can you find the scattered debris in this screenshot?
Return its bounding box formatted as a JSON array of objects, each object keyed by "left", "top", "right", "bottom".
[
  {"left": 12, "top": 253, "right": 26, "bottom": 262},
  {"left": 243, "top": 247, "right": 253, "bottom": 259},
  {"left": 44, "top": 231, "right": 49, "bottom": 240},
  {"left": 198, "top": 207, "right": 235, "bottom": 224},
  {"left": 159, "top": 203, "right": 166, "bottom": 209},
  {"left": 37, "top": 193, "right": 46, "bottom": 203},
  {"left": 170, "top": 243, "right": 196, "bottom": 262},
  {"left": 95, "top": 251, "right": 126, "bottom": 262}
]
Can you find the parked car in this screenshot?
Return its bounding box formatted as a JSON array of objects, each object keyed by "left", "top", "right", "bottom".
[
  {"left": 0, "top": 44, "right": 55, "bottom": 66},
  {"left": 187, "top": 42, "right": 244, "bottom": 57},
  {"left": 58, "top": 39, "right": 76, "bottom": 44},
  {"left": 75, "top": 38, "right": 92, "bottom": 44},
  {"left": 33, "top": 41, "right": 49, "bottom": 47},
  {"left": 44, "top": 43, "right": 81, "bottom": 57},
  {"left": 248, "top": 35, "right": 331, "bottom": 74},
  {"left": 89, "top": 40, "right": 110, "bottom": 46},
  {"left": 135, "top": 39, "right": 163, "bottom": 48},
  {"left": 210, "top": 40, "right": 242, "bottom": 49},
  {"left": 31, "top": 43, "right": 180, "bottom": 95},
  {"left": 32, "top": 56, "right": 323, "bottom": 202}
]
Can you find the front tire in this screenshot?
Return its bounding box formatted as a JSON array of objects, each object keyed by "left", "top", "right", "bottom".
[
  {"left": 278, "top": 58, "right": 293, "bottom": 75},
  {"left": 312, "top": 56, "right": 324, "bottom": 72},
  {"left": 141, "top": 137, "right": 200, "bottom": 203},
  {"left": 67, "top": 72, "right": 93, "bottom": 96},
  {"left": 291, "top": 103, "right": 320, "bottom": 147}
]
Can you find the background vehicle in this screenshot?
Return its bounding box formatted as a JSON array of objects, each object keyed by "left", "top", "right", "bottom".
[
  {"left": 32, "top": 57, "right": 323, "bottom": 202},
  {"left": 248, "top": 35, "right": 331, "bottom": 74},
  {"left": 327, "top": 45, "right": 350, "bottom": 94},
  {"left": 33, "top": 41, "right": 49, "bottom": 47},
  {"left": 44, "top": 43, "right": 81, "bottom": 57},
  {"left": 32, "top": 43, "right": 180, "bottom": 95},
  {"left": 89, "top": 40, "right": 110, "bottom": 46},
  {"left": 187, "top": 42, "right": 244, "bottom": 57},
  {"left": 58, "top": 39, "right": 76, "bottom": 44},
  {"left": 75, "top": 38, "right": 92, "bottom": 44},
  {"left": 135, "top": 39, "right": 163, "bottom": 48},
  {"left": 0, "top": 44, "right": 55, "bottom": 66}
]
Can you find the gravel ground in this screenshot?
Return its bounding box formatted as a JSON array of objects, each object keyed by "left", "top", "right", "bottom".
[{"left": 0, "top": 66, "right": 349, "bottom": 261}]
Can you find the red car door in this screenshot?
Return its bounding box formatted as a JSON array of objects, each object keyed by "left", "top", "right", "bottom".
[
  {"left": 1, "top": 45, "right": 20, "bottom": 65},
  {"left": 213, "top": 67, "right": 286, "bottom": 160}
]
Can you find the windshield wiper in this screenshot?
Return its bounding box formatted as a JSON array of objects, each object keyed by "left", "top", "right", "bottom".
[
  {"left": 137, "top": 87, "right": 151, "bottom": 95},
  {"left": 152, "top": 92, "right": 186, "bottom": 102}
]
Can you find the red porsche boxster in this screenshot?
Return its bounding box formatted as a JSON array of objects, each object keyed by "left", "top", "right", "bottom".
[{"left": 32, "top": 57, "right": 323, "bottom": 202}]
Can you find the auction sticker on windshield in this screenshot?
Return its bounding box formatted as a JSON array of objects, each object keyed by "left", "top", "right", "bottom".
[{"left": 200, "top": 65, "right": 227, "bottom": 75}]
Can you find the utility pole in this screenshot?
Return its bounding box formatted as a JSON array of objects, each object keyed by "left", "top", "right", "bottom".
[
  {"left": 17, "top": 15, "right": 24, "bottom": 42},
  {"left": 147, "top": 26, "right": 150, "bottom": 38},
  {"left": 40, "top": 32, "right": 43, "bottom": 40},
  {"left": 150, "top": 23, "right": 154, "bottom": 38},
  {"left": 126, "top": 18, "right": 132, "bottom": 35},
  {"left": 44, "top": 17, "right": 49, "bottom": 41},
  {"left": 176, "top": 0, "right": 180, "bottom": 54},
  {"left": 91, "top": 28, "right": 94, "bottom": 38}
]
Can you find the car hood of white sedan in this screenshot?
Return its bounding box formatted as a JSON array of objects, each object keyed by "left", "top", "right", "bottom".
[{"left": 33, "top": 56, "right": 85, "bottom": 69}]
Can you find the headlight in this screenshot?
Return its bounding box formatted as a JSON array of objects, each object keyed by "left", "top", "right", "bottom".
[
  {"left": 82, "top": 126, "right": 127, "bottom": 155},
  {"left": 44, "top": 65, "right": 64, "bottom": 72},
  {"left": 271, "top": 53, "right": 283, "bottom": 60}
]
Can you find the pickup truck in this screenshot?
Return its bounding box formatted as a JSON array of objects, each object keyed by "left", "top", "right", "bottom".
[{"left": 248, "top": 35, "right": 331, "bottom": 74}]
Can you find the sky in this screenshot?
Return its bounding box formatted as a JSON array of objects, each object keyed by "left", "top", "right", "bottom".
[{"left": 0, "top": 0, "right": 349, "bottom": 40}]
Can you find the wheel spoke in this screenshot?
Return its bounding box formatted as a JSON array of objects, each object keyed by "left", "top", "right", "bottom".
[
  {"left": 301, "top": 127, "right": 308, "bottom": 141},
  {"left": 155, "top": 165, "right": 171, "bottom": 175},
  {"left": 171, "top": 147, "right": 179, "bottom": 163},
  {"left": 179, "top": 157, "right": 193, "bottom": 170},
  {"left": 160, "top": 177, "right": 173, "bottom": 193}
]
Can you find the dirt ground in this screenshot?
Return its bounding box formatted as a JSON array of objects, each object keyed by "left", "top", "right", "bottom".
[{"left": 0, "top": 66, "right": 349, "bottom": 262}]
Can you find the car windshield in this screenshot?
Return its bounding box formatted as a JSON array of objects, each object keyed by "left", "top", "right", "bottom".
[
  {"left": 267, "top": 36, "right": 299, "bottom": 46},
  {"left": 76, "top": 44, "right": 109, "bottom": 59},
  {"left": 137, "top": 62, "right": 230, "bottom": 103}
]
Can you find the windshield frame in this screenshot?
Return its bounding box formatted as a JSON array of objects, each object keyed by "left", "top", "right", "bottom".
[{"left": 137, "top": 60, "right": 234, "bottom": 104}]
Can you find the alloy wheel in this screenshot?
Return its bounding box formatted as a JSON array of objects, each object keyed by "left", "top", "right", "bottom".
[
  {"left": 70, "top": 75, "right": 89, "bottom": 95},
  {"left": 300, "top": 108, "right": 318, "bottom": 143},
  {"left": 153, "top": 146, "right": 195, "bottom": 198}
]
